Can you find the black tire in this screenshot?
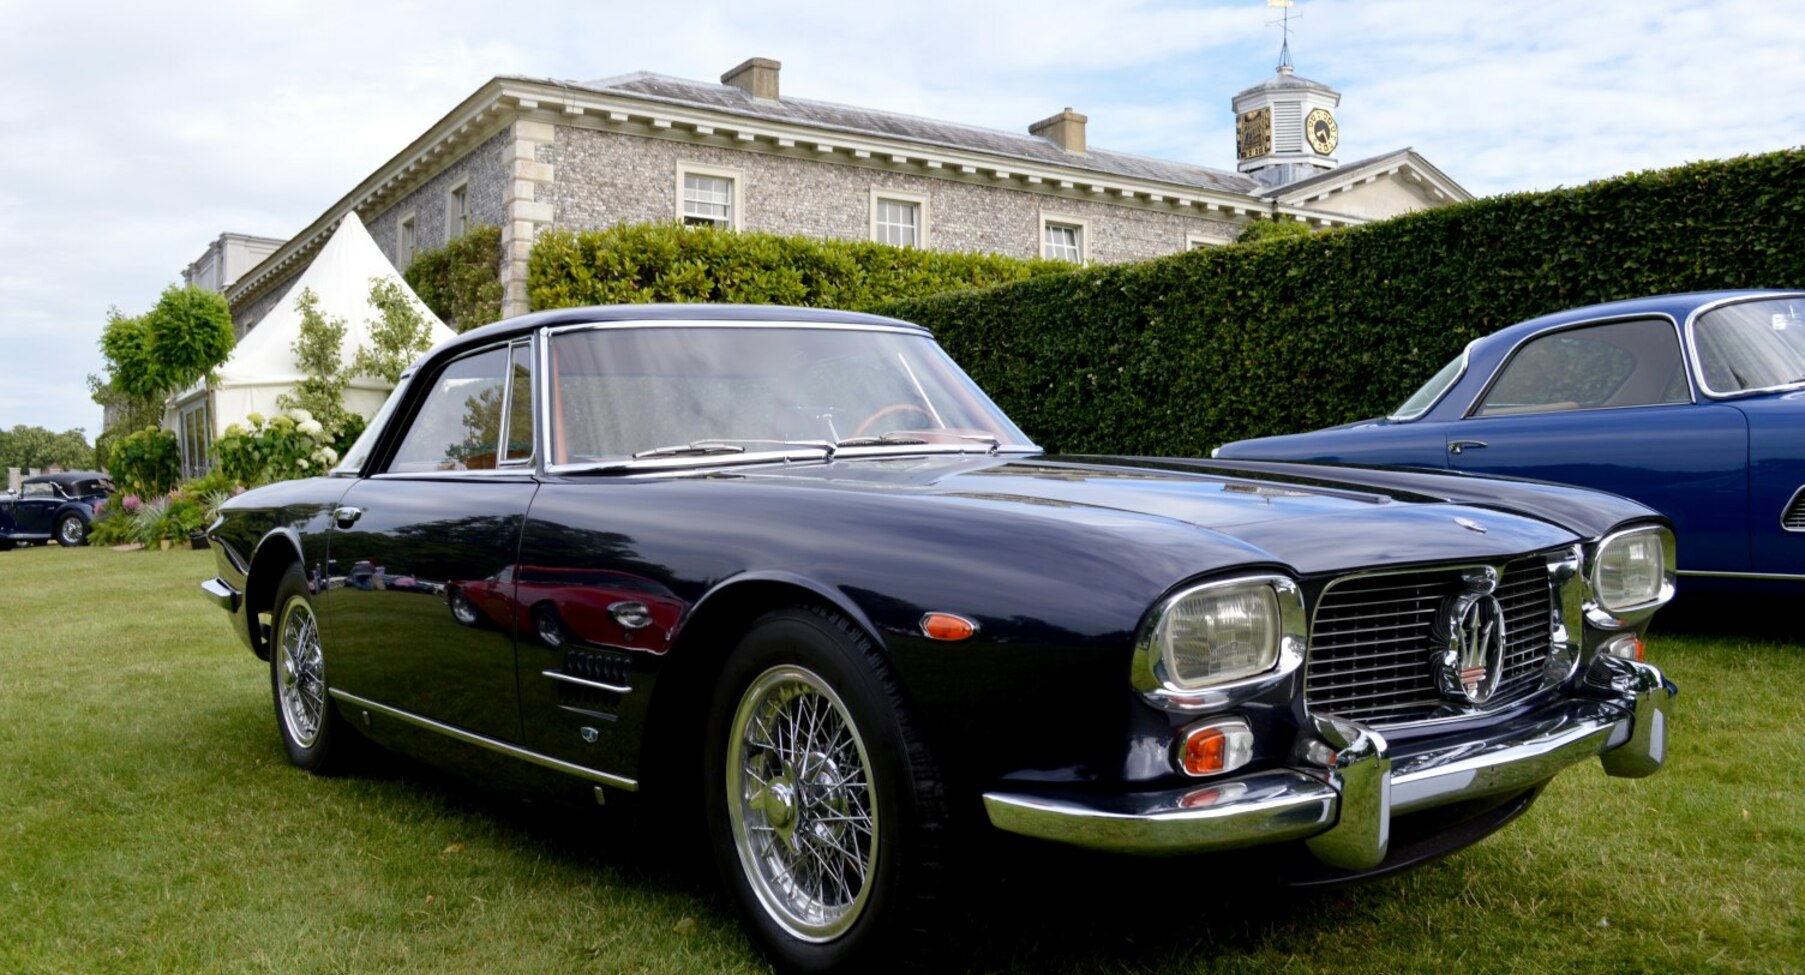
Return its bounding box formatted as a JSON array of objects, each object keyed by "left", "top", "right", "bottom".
[
  {"left": 269, "top": 563, "right": 364, "bottom": 773},
  {"left": 55, "top": 514, "right": 86, "bottom": 547},
  {"left": 704, "top": 605, "right": 949, "bottom": 974},
  {"left": 0, "top": 538, "right": 13, "bottom": 552},
  {"left": 532, "top": 603, "right": 565, "bottom": 648},
  {"left": 448, "top": 589, "right": 483, "bottom": 627}
]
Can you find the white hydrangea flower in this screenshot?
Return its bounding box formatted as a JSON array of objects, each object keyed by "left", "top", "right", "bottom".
[
  {"left": 245, "top": 412, "right": 265, "bottom": 426},
  {"left": 289, "top": 408, "right": 314, "bottom": 424},
  {"left": 297, "top": 419, "right": 325, "bottom": 438},
  {"left": 316, "top": 446, "right": 340, "bottom": 465}
]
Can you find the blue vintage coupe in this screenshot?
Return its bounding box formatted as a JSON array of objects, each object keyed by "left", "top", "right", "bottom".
[
  {"left": 1216, "top": 291, "right": 1805, "bottom": 590},
  {"left": 0, "top": 471, "right": 112, "bottom": 549}
]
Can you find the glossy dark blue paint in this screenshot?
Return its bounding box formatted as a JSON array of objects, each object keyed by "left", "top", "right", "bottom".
[
  {"left": 0, "top": 471, "right": 110, "bottom": 545},
  {"left": 1216, "top": 291, "right": 1805, "bottom": 585}
]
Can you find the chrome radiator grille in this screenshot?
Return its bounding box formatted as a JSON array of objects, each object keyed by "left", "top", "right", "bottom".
[
  {"left": 1304, "top": 556, "right": 1555, "bottom": 726},
  {"left": 1784, "top": 488, "right": 1805, "bottom": 531}
]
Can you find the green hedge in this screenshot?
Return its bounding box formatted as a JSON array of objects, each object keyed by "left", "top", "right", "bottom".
[
  {"left": 405, "top": 225, "right": 504, "bottom": 333},
  {"left": 528, "top": 222, "right": 1065, "bottom": 312},
  {"left": 879, "top": 149, "right": 1805, "bottom": 456}
]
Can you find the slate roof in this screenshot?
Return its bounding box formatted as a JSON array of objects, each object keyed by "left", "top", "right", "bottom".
[
  {"left": 1234, "top": 67, "right": 1337, "bottom": 99},
  {"left": 549, "top": 71, "right": 1263, "bottom": 196},
  {"left": 1267, "top": 150, "right": 1413, "bottom": 197}
]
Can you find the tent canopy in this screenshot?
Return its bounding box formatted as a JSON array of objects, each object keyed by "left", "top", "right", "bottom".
[{"left": 170, "top": 212, "right": 457, "bottom": 434}]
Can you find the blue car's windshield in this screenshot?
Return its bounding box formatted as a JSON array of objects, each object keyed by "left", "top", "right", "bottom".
[{"left": 1389, "top": 348, "right": 1467, "bottom": 420}]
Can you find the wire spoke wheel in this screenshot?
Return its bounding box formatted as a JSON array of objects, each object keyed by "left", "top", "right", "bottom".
[
  {"left": 276, "top": 597, "right": 327, "bottom": 748},
  {"left": 726, "top": 664, "right": 880, "bottom": 943}
]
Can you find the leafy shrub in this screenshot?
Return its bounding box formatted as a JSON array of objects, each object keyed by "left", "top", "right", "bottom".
[
  {"left": 881, "top": 148, "right": 1805, "bottom": 455},
  {"left": 1236, "top": 219, "right": 1317, "bottom": 244},
  {"left": 528, "top": 222, "right": 1065, "bottom": 313},
  {"left": 214, "top": 410, "right": 340, "bottom": 486},
  {"left": 406, "top": 225, "right": 504, "bottom": 332},
  {"left": 109, "top": 427, "right": 181, "bottom": 498}
]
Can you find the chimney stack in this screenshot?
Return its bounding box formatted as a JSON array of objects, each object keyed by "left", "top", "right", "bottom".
[
  {"left": 1029, "top": 108, "right": 1087, "bottom": 153},
  {"left": 722, "top": 57, "right": 781, "bottom": 100}
]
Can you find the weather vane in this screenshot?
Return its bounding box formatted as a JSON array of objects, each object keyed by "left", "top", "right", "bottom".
[{"left": 1267, "top": 0, "right": 1299, "bottom": 71}]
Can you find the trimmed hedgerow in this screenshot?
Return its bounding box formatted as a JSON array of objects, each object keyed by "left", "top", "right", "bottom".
[
  {"left": 880, "top": 149, "right": 1805, "bottom": 456},
  {"left": 405, "top": 225, "right": 505, "bottom": 332},
  {"left": 527, "top": 222, "right": 1066, "bottom": 312}
]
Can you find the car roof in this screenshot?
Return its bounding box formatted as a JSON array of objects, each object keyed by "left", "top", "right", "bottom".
[
  {"left": 1482, "top": 289, "right": 1805, "bottom": 347},
  {"left": 22, "top": 471, "right": 107, "bottom": 486},
  {"left": 442, "top": 304, "right": 929, "bottom": 359}
]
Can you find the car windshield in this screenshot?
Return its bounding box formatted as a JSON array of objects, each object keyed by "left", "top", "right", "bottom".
[
  {"left": 546, "top": 325, "right": 1034, "bottom": 467},
  {"left": 1693, "top": 297, "right": 1805, "bottom": 395},
  {"left": 1389, "top": 348, "right": 1467, "bottom": 420}
]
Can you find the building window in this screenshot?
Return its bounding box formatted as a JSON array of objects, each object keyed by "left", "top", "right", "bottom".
[
  {"left": 179, "top": 400, "right": 212, "bottom": 480},
  {"left": 1041, "top": 215, "right": 1087, "bottom": 263},
  {"left": 398, "top": 212, "right": 417, "bottom": 267},
  {"left": 678, "top": 166, "right": 738, "bottom": 229},
  {"left": 871, "top": 190, "right": 927, "bottom": 248},
  {"left": 447, "top": 180, "right": 469, "bottom": 240},
  {"left": 1186, "top": 231, "right": 1233, "bottom": 250}
]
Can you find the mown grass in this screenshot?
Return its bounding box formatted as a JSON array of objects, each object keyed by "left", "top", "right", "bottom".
[{"left": 0, "top": 545, "right": 1800, "bottom": 974}]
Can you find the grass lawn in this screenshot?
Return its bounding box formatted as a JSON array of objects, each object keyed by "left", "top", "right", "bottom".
[{"left": 1, "top": 544, "right": 1800, "bottom": 974}]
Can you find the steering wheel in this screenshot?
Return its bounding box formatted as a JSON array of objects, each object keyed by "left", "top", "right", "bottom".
[{"left": 852, "top": 403, "right": 935, "bottom": 438}]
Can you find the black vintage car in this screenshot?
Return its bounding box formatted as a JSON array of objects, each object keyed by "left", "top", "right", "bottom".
[
  {"left": 202, "top": 306, "right": 1677, "bottom": 972},
  {"left": 0, "top": 471, "right": 111, "bottom": 549}
]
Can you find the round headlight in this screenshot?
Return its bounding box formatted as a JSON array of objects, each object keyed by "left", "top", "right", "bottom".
[
  {"left": 1592, "top": 527, "right": 1673, "bottom": 614},
  {"left": 1151, "top": 579, "right": 1284, "bottom": 690}
]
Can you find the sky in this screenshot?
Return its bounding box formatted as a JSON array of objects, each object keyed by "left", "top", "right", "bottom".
[{"left": 3, "top": 0, "right": 1803, "bottom": 437}]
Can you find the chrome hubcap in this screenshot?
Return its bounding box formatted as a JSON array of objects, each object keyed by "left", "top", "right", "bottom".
[
  {"left": 276, "top": 598, "right": 326, "bottom": 748},
  {"left": 59, "top": 519, "right": 80, "bottom": 544},
  {"left": 727, "top": 665, "right": 878, "bottom": 943}
]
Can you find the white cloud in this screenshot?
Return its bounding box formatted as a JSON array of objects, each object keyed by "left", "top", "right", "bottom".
[{"left": 2, "top": 0, "right": 1802, "bottom": 434}]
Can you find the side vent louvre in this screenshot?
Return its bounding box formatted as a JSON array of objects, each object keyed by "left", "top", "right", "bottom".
[{"left": 1785, "top": 488, "right": 1805, "bottom": 531}]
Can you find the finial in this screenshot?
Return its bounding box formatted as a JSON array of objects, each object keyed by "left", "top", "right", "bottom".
[{"left": 1267, "top": 0, "right": 1298, "bottom": 72}]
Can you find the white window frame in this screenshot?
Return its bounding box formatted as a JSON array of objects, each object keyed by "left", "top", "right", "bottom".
[
  {"left": 397, "top": 210, "right": 418, "bottom": 268},
  {"left": 1186, "top": 230, "right": 1234, "bottom": 250},
  {"left": 675, "top": 162, "right": 743, "bottom": 230},
  {"left": 1040, "top": 212, "right": 1089, "bottom": 264},
  {"left": 869, "top": 188, "right": 929, "bottom": 248},
  {"left": 445, "top": 178, "right": 470, "bottom": 241}
]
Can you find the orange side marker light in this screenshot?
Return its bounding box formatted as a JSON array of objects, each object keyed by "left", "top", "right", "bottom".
[{"left": 919, "top": 613, "right": 978, "bottom": 642}]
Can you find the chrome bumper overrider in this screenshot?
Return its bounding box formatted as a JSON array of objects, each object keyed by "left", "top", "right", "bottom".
[
  {"left": 983, "top": 656, "right": 1672, "bottom": 866},
  {"left": 200, "top": 577, "right": 241, "bottom": 614}
]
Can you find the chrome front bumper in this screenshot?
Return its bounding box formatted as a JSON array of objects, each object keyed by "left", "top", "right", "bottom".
[{"left": 983, "top": 656, "right": 1672, "bottom": 867}]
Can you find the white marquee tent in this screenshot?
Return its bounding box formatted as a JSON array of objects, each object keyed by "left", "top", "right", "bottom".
[{"left": 166, "top": 212, "right": 455, "bottom": 473}]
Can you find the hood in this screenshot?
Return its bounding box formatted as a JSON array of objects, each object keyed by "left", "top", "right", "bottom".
[{"left": 727, "top": 454, "right": 1656, "bottom": 577}]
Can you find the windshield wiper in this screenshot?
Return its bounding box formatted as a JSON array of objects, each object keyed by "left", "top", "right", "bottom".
[
  {"left": 833, "top": 433, "right": 931, "bottom": 448},
  {"left": 631, "top": 439, "right": 837, "bottom": 460}
]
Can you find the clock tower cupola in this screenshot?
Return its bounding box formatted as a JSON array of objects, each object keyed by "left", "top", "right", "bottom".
[{"left": 1233, "top": 1, "right": 1342, "bottom": 188}]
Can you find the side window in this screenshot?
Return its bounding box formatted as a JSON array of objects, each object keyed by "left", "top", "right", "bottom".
[
  {"left": 503, "top": 341, "right": 534, "bottom": 464},
  {"left": 388, "top": 347, "right": 511, "bottom": 472},
  {"left": 1475, "top": 319, "right": 1689, "bottom": 417}
]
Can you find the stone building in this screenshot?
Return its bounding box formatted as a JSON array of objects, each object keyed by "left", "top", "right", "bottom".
[{"left": 220, "top": 56, "right": 1469, "bottom": 331}]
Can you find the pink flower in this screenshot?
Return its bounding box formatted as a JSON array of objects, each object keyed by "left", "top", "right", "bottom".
[{"left": 122, "top": 495, "right": 142, "bottom": 512}]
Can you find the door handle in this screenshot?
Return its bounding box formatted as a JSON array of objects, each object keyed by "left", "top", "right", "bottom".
[
  {"left": 333, "top": 506, "right": 364, "bottom": 529},
  {"left": 1448, "top": 440, "right": 1488, "bottom": 455}
]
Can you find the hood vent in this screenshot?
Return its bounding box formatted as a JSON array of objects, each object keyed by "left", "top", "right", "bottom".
[{"left": 1784, "top": 488, "right": 1805, "bottom": 531}]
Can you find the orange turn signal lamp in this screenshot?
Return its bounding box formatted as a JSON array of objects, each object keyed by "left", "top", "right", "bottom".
[
  {"left": 1178, "top": 717, "right": 1254, "bottom": 778},
  {"left": 919, "top": 612, "right": 978, "bottom": 642},
  {"left": 1602, "top": 634, "right": 1647, "bottom": 662}
]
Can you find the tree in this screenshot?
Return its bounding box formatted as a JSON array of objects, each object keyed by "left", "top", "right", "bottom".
[
  {"left": 142, "top": 284, "right": 235, "bottom": 392},
  {"left": 97, "top": 308, "right": 163, "bottom": 401},
  {"left": 0, "top": 425, "right": 95, "bottom": 472},
  {"left": 352, "top": 278, "right": 437, "bottom": 385},
  {"left": 276, "top": 288, "right": 355, "bottom": 443}
]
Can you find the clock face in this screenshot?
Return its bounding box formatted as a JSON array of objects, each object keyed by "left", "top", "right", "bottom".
[
  {"left": 1306, "top": 108, "right": 1339, "bottom": 155},
  {"left": 1237, "top": 107, "right": 1272, "bottom": 161}
]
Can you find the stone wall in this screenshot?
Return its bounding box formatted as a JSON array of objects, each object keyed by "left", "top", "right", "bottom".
[
  {"left": 233, "top": 275, "right": 297, "bottom": 336},
  {"left": 540, "top": 126, "right": 1243, "bottom": 264},
  {"left": 365, "top": 129, "right": 511, "bottom": 270}
]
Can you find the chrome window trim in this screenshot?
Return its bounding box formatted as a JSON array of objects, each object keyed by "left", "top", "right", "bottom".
[
  {"left": 1460, "top": 312, "right": 1692, "bottom": 420},
  {"left": 544, "top": 319, "right": 927, "bottom": 337},
  {"left": 496, "top": 338, "right": 536, "bottom": 469},
  {"left": 1302, "top": 550, "right": 1576, "bottom": 731},
  {"left": 1683, "top": 291, "right": 1805, "bottom": 399},
  {"left": 330, "top": 688, "right": 637, "bottom": 791},
  {"left": 377, "top": 340, "right": 520, "bottom": 477},
  {"left": 1130, "top": 573, "right": 1306, "bottom": 712},
  {"left": 1387, "top": 344, "right": 1472, "bottom": 422}
]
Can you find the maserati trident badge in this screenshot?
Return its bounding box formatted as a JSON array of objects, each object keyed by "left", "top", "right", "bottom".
[
  {"left": 1437, "top": 590, "right": 1507, "bottom": 704},
  {"left": 1455, "top": 517, "right": 1487, "bottom": 534}
]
